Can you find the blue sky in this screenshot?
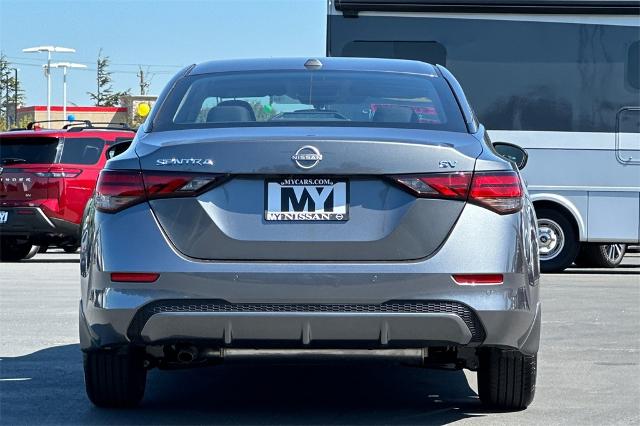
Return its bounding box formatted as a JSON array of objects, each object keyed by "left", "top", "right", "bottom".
[{"left": 0, "top": 0, "right": 327, "bottom": 106}]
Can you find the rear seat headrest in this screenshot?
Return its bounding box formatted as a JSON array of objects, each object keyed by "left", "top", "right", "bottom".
[
  {"left": 207, "top": 105, "right": 255, "bottom": 123},
  {"left": 372, "top": 106, "right": 418, "bottom": 123}
]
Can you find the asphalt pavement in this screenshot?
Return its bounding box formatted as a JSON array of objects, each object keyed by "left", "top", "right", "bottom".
[{"left": 1, "top": 251, "right": 638, "bottom": 425}]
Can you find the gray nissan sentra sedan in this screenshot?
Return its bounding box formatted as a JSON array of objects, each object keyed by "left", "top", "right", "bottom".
[{"left": 80, "top": 57, "right": 540, "bottom": 409}]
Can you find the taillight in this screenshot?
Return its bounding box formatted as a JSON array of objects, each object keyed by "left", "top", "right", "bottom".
[
  {"left": 33, "top": 166, "right": 83, "bottom": 178},
  {"left": 469, "top": 171, "right": 523, "bottom": 214},
  {"left": 393, "top": 172, "right": 471, "bottom": 200},
  {"left": 94, "top": 171, "right": 145, "bottom": 212},
  {"left": 95, "top": 170, "right": 222, "bottom": 213},
  {"left": 392, "top": 170, "right": 523, "bottom": 214}
]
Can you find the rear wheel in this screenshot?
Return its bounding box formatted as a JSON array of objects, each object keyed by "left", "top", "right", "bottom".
[
  {"left": 478, "top": 348, "right": 537, "bottom": 410},
  {"left": 536, "top": 208, "right": 579, "bottom": 272},
  {"left": 575, "top": 243, "right": 626, "bottom": 268},
  {"left": 83, "top": 348, "right": 147, "bottom": 408},
  {"left": 62, "top": 244, "right": 79, "bottom": 253},
  {"left": 0, "top": 237, "right": 33, "bottom": 262}
]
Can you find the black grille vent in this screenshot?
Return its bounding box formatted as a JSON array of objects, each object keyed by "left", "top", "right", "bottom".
[{"left": 127, "top": 300, "right": 485, "bottom": 343}]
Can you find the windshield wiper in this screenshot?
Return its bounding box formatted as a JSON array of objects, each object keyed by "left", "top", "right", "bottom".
[{"left": 1, "top": 158, "right": 27, "bottom": 165}]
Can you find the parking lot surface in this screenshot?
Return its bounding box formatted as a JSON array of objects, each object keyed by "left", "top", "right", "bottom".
[{"left": 1, "top": 251, "right": 638, "bottom": 425}]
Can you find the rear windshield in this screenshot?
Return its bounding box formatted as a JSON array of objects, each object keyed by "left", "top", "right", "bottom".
[
  {"left": 0, "top": 137, "right": 60, "bottom": 165},
  {"left": 153, "top": 70, "right": 467, "bottom": 133}
]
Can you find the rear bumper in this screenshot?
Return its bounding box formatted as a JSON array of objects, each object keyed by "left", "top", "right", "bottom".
[
  {"left": 128, "top": 300, "right": 483, "bottom": 347},
  {"left": 0, "top": 207, "right": 78, "bottom": 240},
  {"left": 81, "top": 296, "right": 540, "bottom": 354},
  {"left": 80, "top": 202, "right": 541, "bottom": 355}
]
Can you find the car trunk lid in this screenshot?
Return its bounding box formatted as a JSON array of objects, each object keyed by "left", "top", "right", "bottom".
[{"left": 131, "top": 127, "right": 482, "bottom": 261}]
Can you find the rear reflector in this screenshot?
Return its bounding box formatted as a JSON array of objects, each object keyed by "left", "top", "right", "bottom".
[
  {"left": 95, "top": 170, "right": 222, "bottom": 213},
  {"left": 392, "top": 170, "right": 523, "bottom": 214},
  {"left": 111, "top": 272, "right": 159, "bottom": 283},
  {"left": 453, "top": 274, "right": 504, "bottom": 285}
]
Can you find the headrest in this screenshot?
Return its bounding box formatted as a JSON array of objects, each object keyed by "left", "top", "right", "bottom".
[
  {"left": 207, "top": 105, "right": 255, "bottom": 123},
  {"left": 217, "top": 100, "right": 256, "bottom": 121},
  {"left": 372, "top": 106, "right": 418, "bottom": 123}
]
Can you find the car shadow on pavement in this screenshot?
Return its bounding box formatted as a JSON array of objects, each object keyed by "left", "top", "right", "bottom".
[
  {"left": 0, "top": 344, "right": 496, "bottom": 425},
  {"left": 20, "top": 258, "right": 80, "bottom": 264}
]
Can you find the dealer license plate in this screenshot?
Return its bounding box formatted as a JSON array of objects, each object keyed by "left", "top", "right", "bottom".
[{"left": 265, "top": 178, "right": 349, "bottom": 221}]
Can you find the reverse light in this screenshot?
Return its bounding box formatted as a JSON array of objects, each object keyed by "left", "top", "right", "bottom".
[
  {"left": 95, "top": 170, "right": 222, "bottom": 213},
  {"left": 453, "top": 274, "right": 504, "bottom": 285},
  {"left": 111, "top": 272, "right": 160, "bottom": 283}
]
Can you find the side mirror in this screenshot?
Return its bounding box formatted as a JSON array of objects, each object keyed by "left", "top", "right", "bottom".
[
  {"left": 493, "top": 142, "right": 528, "bottom": 170},
  {"left": 106, "top": 140, "right": 132, "bottom": 160}
]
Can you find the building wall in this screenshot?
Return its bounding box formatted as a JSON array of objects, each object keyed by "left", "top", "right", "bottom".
[{"left": 16, "top": 106, "right": 129, "bottom": 129}]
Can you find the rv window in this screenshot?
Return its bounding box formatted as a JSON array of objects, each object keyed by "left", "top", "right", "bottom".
[
  {"left": 342, "top": 41, "right": 447, "bottom": 66},
  {"left": 627, "top": 41, "right": 639, "bottom": 90}
]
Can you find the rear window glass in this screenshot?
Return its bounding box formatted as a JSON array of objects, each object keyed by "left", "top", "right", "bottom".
[
  {"left": 60, "top": 138, "right": 105, "bottom": 165},
  {"left": 627, "top": 41, "right": 639, "bottom": 90},
  {"left": 153, "top": 70, "right": 467, "bottom": 133},
  {"left": 0, "top": 137, "right": 60, "bottom": 165}
]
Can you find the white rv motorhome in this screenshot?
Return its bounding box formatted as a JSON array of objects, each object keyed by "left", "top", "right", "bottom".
[{"left": 327, "top": 0, "right": 640, "bottom": 271}]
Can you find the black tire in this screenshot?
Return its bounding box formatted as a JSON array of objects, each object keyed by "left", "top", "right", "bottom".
[
  {"left": 575, "top": 243, "right": 627, "bottom": 268},
  {"left": 83, "top": 349, "right": 147, "bottom": 408},
  {"left": 536, "top": 208, "right": 579, "bottom": 273},
  {"left": 0, "top": 237, "right": 33, "bottom": 262},
  {"left": 478, "top": 348, "right": 537, "bottom": 410},
  {"left": 63, "top": 245, "right": 79, "bottom": 254}
]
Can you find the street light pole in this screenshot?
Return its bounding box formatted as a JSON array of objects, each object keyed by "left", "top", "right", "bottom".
[
  {"left": 46, "top": 51, "right": 51, "bottom": 121},
  {"left": 13, "top": 68, "right": 18, "bottom": 125},
  {"left": 62, "top": 66, "right": 67, "bottom": 121},
  {"left": 22, "top": 46, "right": 76, "bottom": 123},
  {"left": 4, "top": 72, "right": 9, "bottom": 128},
  {"left": 48, "top": 62, "right": 87, "bottom": 123}
]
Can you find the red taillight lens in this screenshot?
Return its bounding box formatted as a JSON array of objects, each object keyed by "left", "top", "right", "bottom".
[
  {"left": 393, "top": 172, "right": 472, "bottom": 200},
  {"left": 95, "top": 170, "right": 221, "bottom": 213},
  {"left": 392, "top": 170, "right": 523, "bottom": 214},
  {"left": 95, "top": 171, "right": 145, "bottom": 212},
  {"left": 469, "top": 171, "right": 523, "bottom": 214},
  {"left": 453, "top": 274, "right": 503, "bottom": 285},
  {"left": 111, "top": 272, "right": 159, "bottom": 283}
]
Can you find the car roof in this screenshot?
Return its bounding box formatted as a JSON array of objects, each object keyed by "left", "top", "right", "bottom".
[
  {"left": 189, "top": 57, "right": 438, "bottom": 77},
  {"left": 0, "top": 128, "right": 135, "bottom": 138}
]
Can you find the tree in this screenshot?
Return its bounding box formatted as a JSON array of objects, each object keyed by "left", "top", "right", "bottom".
[
  {"left": 0, "top": 53, "right": 26, "bottom": 126},
  {"left": 87, "top": 50, "right": 130, "bottom": 107}
]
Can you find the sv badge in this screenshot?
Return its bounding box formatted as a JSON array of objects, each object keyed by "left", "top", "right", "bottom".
[{"left": 438, "top": 160, "right": 458, "bottom": 168}]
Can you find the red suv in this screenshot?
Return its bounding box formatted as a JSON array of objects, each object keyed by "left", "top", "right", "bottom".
[{"left": 0, "top": 121, "right": 135, "bottom": 261}]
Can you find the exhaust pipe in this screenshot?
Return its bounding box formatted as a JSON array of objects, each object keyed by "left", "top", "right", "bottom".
[{"left": 176, "top": 346, "right": 199, "bottom": 363}]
